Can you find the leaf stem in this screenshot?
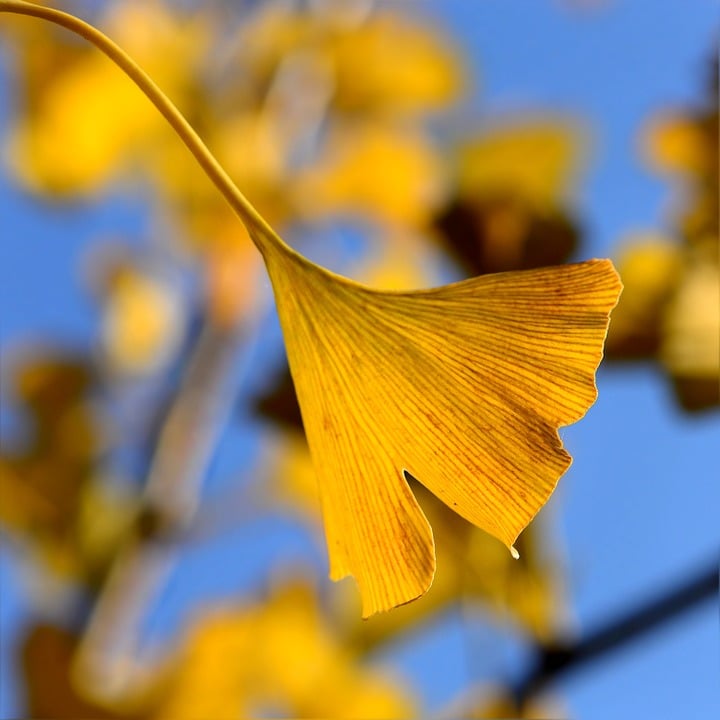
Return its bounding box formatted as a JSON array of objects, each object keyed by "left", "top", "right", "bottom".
[{"left": 0, "top": 0, "right": 288, "bottom": 258}]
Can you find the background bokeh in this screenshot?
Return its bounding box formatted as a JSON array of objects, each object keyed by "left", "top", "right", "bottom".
[{"left": 1, "top": 1, "right": 718, "bottom": 718}]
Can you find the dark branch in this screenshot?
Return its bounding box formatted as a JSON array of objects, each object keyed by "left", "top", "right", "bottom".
[{"left": 515, "top": 558, "right": 719, "bottom": 705}]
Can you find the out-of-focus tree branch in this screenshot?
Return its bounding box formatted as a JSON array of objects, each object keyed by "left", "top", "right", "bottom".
[
  {"left": 72, "top": 313, "right": 248, "bottom": 702},
  {"left": 515, "top": 559, "right": 719, "bottom": 707}
]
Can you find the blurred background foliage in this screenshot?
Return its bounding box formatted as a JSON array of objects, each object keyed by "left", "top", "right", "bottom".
[{"left": 0, "top": 1, "right": 717, "bottom": 718}]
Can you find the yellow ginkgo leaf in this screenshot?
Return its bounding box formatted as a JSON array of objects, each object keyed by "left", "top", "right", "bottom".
[
  {"left": 269, "top": 433, "right": 563, "bottom": 642},
  {"left": 643, "top": 113, "right": 708, "bottom": 177},
  {"left": 328, "top": 11, "right": 462, "bottom": 116},
  {"left": 0, "top": 0, "right": 621, "bottom": 619},
  {"left": 156, "top": 583, "right": 416, "bottom": 720},
  {"left": 263, "top": 235, "right": 621, "bottom": 616},
  {"left": 604, "top": 235, "right": 681, "bottom": 359},
  {"left": 7, "top": 1, "right": 209, "bottom": 193},
  {"left": 101, "top": 268, "right": 184, "bottom": 375},
  {"left": 296, "top": 122, "right": 446, "bottom": 226},
  {"left": 661, "top": 258, "right": 720, "bottom": 383},
  {"left": 458, "top": 119, "right": 586, "bottom": 208}
]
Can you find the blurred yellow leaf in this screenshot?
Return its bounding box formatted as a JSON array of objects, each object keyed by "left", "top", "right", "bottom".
[
  {"left": 0, "top": 354, "right": 107, "bottom": 580},
  {"left": 101, "top": 267, "right": 184, "bottom": 375},
  {"left": 7, "top": 1, "right": 209, "bottom": 193},
  {"left": 270, "top": 433, "right": 323, "bottom": 514},
  {"left": 640, "top": 74, "right": 717, "bottom": 247},
  {"left": 652, "top": 78, "right": 719, "bottom": 413},
  {"left": 297, "top": 122, "right": 447, "bottom": 226},
  {"left": 607, "top": 236, "right": 719, "bottom": 411},
  {"left": 464, "top": 513, "right": 563, "bottom": 641},
  {"left": 204, "top": 111, "right": 288, "bottom": 215},
  {"left": 661, "top": 255, "right": 720, "bottom": 409},
  {"left": 155, "top": 585, "right": 416, "bottom": 719},
  {"left": 328, "top": 11, "right": 462, "bottom": 116},
  {"left": 458, "top": 120, "right": 585, "bottom": 208},
  {"left": 643, "top": 114, "right": 709, "bottom": 176},
  {"left": 605, "top": 236, "right": 682, "bottom": 358},
  {"left": 236, "top": 6, "right": 461, "bottom": 118},
  {"left": 354, "top": 239, "right": 435, "bottom": 291},
  {"left": 263, "top": 233, "right": 621, "bottom": 616}
]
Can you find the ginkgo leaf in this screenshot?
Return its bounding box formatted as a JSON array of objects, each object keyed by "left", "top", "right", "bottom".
[
  {"left": 296, "top": 122, "right": 447, "bottom": 226},
  {"left": 457, "top": 119, "right": 586, "bottom": 208},
  {"left": 156, "top": 584, "right": 416, "bottom": 720},
  {"left": 661, "top": 256, "right": 720, "bottom": 411},
  {"left": 0, "top": 0, "right": 621, "bottom": 618},
  {"left": 101, "top": 267, "right": 184, "bottom": 375},
  {"left": 328, "top": 10, "right": 462, "bottom": 115},
  {"left": 604, "top": 236, "right": 681, "bottom": 359},
  {"left": 7, "top": 2, "right": 209, "bottom": 193},
  {"left": 643, "top": 113, "right": 709, "bottom": 176},
  {"left": 262, "top": 234, "right": 621, "bottom": 616},
  {"left": 271, "top": 438, "right": 566, "bottom": 643}
]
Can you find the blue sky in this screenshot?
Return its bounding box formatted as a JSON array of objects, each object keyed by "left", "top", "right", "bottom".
[{"left": 1, "top": 1, "right": 719, "bottom": 718}]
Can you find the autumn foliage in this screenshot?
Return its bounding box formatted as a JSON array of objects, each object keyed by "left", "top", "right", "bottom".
[{"left": 0, "top": 2, "right": 716, "bottom": 718}]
